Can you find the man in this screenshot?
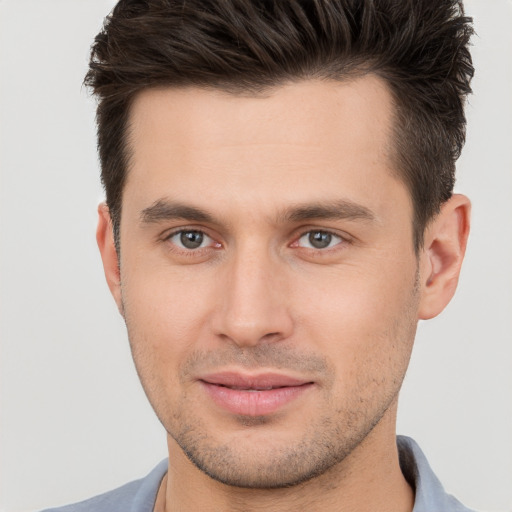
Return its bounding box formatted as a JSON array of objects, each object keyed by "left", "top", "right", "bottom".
[{"left": 44, "top": 0, "right": 475, "bottom": 510}]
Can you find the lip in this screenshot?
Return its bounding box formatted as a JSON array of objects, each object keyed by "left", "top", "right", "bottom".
[{"left": 199, "top": 371, "right": 314, "bottom": 416}]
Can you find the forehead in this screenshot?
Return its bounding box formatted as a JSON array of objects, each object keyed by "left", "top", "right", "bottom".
[
  {"left": 128, "top": 75, "right": 394, "bottom": 159},
  {"left": 124, "top": 76, "right": 408, "bottom": 223}
]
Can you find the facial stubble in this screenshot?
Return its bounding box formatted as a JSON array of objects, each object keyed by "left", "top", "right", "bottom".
[{"left": 123, "top": 274, "right": 420, "bottom": 490}]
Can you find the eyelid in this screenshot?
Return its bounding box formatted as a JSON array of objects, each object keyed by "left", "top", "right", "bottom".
[
  {"left": 162, "top": 226, "right": 222, "bottom": 250},
  {"left": 162, "top": 225, "right": 212, "bottom": 240},
  {"left": 290, "top": 228, "right": 352, "bottom": 248},
  {"left": 298, "top": 231, "right": 342, "bottom": 249},
  {"left": 159, "top": 225, "right": 352, "bottom": 255}
]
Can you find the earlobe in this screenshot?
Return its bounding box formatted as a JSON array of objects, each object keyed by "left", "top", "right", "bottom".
[
  {"left": 96, "top": 203, "right": 124, "bottom": 316},
  {"left": 418, "top": 194, "right": 471, "bottom": 320}
]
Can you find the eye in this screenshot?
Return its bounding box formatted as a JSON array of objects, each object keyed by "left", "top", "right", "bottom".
[
  {"left": 168, "top": 230, "right": 215, "bottom": 250},
  {"left": 296, "top": 230, "right": 343, "bottom": 249}
]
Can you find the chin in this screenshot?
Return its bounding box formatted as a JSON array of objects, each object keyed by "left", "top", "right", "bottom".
[{"left": 167, "top": 412, "right": 377, "bottom": 489}]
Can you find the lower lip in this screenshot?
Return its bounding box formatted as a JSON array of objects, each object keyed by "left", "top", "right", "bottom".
[{"left": 201, "top": 382, "right": 313, "bottom": 416}]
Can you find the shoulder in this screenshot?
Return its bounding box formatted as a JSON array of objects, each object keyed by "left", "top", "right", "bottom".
[
  {"left": 39, "top": 459, "right": 168, "bottom": 512},
  {"left": 397, "top": 436, "right": 477, "bottom": 512},
  {"left": 40, "top": 480, "right": 144, "bottom": 512}
]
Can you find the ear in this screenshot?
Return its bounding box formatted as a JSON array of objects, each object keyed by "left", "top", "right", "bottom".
[
  {"left": 96, "top": 203, "right": 124, "bottom": 316},
  {"left": 418, "top": 194, "right": 471, "bottom": 320}
]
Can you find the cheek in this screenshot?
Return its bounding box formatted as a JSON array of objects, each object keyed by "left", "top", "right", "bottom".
[
  {"left": 120, "top": 266, "right": 218, "bottom": 397},
  {"left": 123, "top": 263, "right": 214, "bottom": 340},
  {"left": 292, "top": 261, "right": 418, "bottom": 382},
  {"left": 296, "top": 258, "right": 417, "bottom": 323}
]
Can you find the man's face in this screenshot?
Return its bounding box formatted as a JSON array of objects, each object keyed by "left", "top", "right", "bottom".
[{"left": 114, "top": 77, "right": 421, "bottom": 487}]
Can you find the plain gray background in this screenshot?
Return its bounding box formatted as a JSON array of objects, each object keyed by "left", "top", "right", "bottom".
[{"left": 1, "top": 1, "right": 511, "bottom": 511}]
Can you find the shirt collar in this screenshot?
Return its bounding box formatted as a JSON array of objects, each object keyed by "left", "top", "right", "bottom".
[{"left": 397, "top": 435, "right": 475, "bottom": 512}]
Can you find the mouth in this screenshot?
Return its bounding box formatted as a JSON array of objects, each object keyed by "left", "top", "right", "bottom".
[{"left": 199, "top": 372, "right": 314, "bottom": 416}]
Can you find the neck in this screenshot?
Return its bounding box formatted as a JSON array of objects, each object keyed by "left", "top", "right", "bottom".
[{"left": 158, "top": 405, "right": 414, "bottom": 512}]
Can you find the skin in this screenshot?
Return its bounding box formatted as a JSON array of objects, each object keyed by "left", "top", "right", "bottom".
[{"left": 97, "top": 76, "right": 470, "bottom": 512}]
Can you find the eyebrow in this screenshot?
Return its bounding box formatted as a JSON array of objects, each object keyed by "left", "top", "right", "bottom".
[
  {"left": 140, "top": 200, "right": 215, "bottom": 224},
  {"left": 140, "top": 198, "right": 376, "bottom": 226},
  {"left": 279, "top": 200, "right": 376, "bottom": 224}
]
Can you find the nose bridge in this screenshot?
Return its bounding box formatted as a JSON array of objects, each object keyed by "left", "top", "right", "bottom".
[{"left": 215, "top": 241, "right": 292, "bottom": 347}]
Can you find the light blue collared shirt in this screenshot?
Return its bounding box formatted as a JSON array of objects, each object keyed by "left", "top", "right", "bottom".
[{"left": 41, "top": 436, "right": 476, "bottom": 512}]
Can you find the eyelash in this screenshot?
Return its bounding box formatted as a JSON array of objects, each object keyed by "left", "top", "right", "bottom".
[
  {"left": 163, "top": 228, "right": 221, "bottom": 255},
  {"left": 163, "top": 227, "right": 349, "bottom": 256},
  {"left": 292, "top": 229, "right": 346, "bottom": 251}
]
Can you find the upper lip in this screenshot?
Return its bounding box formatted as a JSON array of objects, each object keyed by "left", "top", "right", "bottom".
[{"left": 199, "top": 371, "right": 311, "bottom": 390}]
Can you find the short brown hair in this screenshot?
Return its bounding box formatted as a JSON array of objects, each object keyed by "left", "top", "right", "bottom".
[{"left": 85, "top": 0, "right": 474, "bottom": 251}]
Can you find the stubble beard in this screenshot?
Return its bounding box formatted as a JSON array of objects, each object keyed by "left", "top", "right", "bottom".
[
  {"left": 168, "top": 388, "right": 402, "bottom": 489},
  {"left": 132, "top": 338, "right": 415, "bottom": 490},
  {"left": 124, "top": 272, "right": 420, "bottom": 490}
]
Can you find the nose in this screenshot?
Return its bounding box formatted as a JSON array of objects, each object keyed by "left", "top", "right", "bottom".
[{"left": 212, "top": 246, "right": 294, "bottom": 348}]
